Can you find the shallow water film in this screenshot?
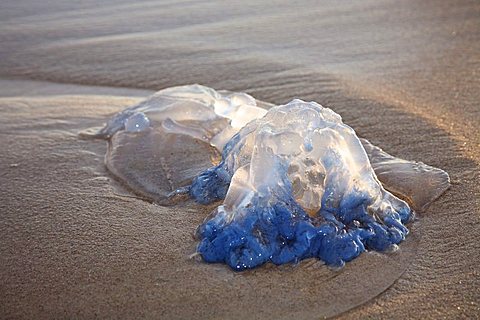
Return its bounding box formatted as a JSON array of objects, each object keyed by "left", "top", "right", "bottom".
[{"left": 90, "top": 84, "right": 450, "bottom": 270}]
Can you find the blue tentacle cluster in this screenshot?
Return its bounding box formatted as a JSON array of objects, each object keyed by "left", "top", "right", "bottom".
[
  {"left": 191, "top": 163, "right": 411, "bottom": 271},
  {"left": 189, "top": 132, "right": 241, "bottom": 204},
  {"left": 196, "top": 199, "right": 410, "bottom": 270},
  {"left": 189, "top": 163, "right": 231, "bottom": 204}
]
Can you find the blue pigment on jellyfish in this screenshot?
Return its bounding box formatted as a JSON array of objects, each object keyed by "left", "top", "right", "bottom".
[{"left": 91, "top": 84, "right": 450, "bottom": 271}]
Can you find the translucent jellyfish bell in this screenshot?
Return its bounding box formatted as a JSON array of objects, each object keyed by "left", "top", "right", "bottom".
[
  {"left": 87, "top": 85, "right": 269, "bottom": 204},
  {"left": 191, "top": 100, "right": 418, "bottom": 269},
  {"left": 360, "top": 139, "right": 451, "bottom": 212}
]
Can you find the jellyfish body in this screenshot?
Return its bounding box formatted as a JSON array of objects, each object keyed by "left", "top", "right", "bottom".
[
  {"left": 90, "top": 85, "right": 450, "bottom": 270},
  {"left": 191, "top": 99, "right": 412, "bottom": 269}
]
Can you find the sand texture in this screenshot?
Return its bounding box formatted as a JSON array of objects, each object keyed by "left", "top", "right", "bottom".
[{"left": 0, "top": 0, "right": 479, "bottom": 319}]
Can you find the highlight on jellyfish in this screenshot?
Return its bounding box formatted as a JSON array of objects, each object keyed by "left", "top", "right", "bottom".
[{"left": 86, "top": 84, "right": 450, "bottom": 271}]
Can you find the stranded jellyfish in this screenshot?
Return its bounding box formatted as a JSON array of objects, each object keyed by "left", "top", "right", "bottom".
[{"left": 87, "top": 84, "right": 450, "bottom": 270}]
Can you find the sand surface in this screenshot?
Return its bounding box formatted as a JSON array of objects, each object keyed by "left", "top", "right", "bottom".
[{"left": 0, "top": 0, "right": 479, "bottom": 319}]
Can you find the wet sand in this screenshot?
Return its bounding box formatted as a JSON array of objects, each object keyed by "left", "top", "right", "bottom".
[{"left": 0, "top": 0, "right": 479, "bottom": 319}]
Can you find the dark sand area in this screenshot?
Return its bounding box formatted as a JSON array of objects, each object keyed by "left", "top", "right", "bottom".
[{"left": 0, "top": 0, "right": 479, "bottom": 319}]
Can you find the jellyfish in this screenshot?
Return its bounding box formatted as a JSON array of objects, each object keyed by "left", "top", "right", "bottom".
[{"left": 86, "top": 84, "right": 450, "bottom": 270}]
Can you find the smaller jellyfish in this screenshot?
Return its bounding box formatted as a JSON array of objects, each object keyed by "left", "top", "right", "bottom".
[{"left": 89, "top": 85, "right": 270, "bottom": 204}]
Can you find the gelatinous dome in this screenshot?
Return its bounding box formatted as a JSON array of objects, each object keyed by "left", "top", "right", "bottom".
[{"left": 191, "top": 99, "right": 412, "bottom": 269}]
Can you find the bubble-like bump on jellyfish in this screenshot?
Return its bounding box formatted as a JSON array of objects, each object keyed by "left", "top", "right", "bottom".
[
  {"left": 124, "top": 112, "right": 150, "bottom": 133},
  {"left": 87, "top": 84, "right": 450, "bottom": 270}
]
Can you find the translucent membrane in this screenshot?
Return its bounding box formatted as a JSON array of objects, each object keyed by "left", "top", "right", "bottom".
[
  {"left": 360, "top": 139, "right": 451, "bottom": 212},
  {"left": 89, "top": 84, "right": 269, "bottom": 203},
  {"left": 88, "top": 84, "right": 450, "bottom": 270}
]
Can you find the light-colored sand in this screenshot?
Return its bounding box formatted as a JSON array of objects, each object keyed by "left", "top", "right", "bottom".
[
  {"left": 0, "top": 0, "right": 479, "bottom": 319},
  {"left": 0, "top": 82, "right": 421, "bottom": 319}
]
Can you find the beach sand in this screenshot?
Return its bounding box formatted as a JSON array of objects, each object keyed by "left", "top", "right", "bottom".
[{"left": 0, "top": 0, "right": 479, "bottom": 319}]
